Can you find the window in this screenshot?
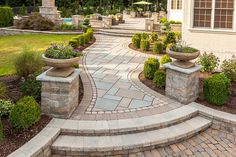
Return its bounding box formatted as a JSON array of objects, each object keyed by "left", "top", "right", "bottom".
[
  {"left": 214, "top": 0, "right": 234, "bottom": 29},
  {"left": 193, "top": 0, "right": 212, "bottom": 28},
  {"left": 171, "top": 0, "right": 182, "bottom": 10},
  {"left": 193, "top": 0, "right": 235, "bottom": 29}
]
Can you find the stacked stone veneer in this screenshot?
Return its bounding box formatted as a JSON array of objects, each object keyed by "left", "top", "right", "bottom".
[
  {"left": 39, "top": 0, "right": 62, "bottom": 24},
  {"left": 37, "top": 69, "right": 80, "bottom": 118},
  {"left": 164, "top": 63, "right": 201, "bottom": 104}
]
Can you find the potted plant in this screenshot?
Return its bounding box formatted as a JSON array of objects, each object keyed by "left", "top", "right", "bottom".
[
  {"left": 42, "top": 43, "right": 81, "bottom": 77},
  {"left": 167, "top": 43, "right": 200, "bottom": 69}
]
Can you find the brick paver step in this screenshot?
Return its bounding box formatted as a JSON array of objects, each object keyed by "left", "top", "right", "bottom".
[
  {"left": 60, "top": 105, "right": 198, "bottom": 136},
  {"left": 51, "top": 116, "right": 211, "bottom": 156}
]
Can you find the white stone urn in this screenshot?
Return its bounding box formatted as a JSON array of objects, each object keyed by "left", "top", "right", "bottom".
[{"left": 42, "top": 54, "right": 80, "bottom": 77}]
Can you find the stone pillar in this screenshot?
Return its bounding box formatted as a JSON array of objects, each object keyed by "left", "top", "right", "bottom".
[
  {"left": 130, "top": 11, "right": 136, "bottom": 18},
  {"left": 152, "top": 12, "right": 159, "bottom": 24},
  {"left": 39, "top": 0, "right": 62, "bottom": 24},
  {"left": 145, "top": 18, "right": 154, "bottom": 32},
  {"left": 103, "top": 16, "right": 112, "bottom": 28},
  {"left": 164, "top": 63, "right": 201, "bottom": 104},
  {"left": 72, "top": 15, "right": 83, "bottom": 26},
  {"left": 36, "top": 69, "right": 80, "bottom": 118}
]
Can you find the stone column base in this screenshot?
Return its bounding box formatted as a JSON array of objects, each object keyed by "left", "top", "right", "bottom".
[
  {"left": 37, "top": 69, "right": 80, "bottom": 118},
  {"left": 164, "top": 63, "right": 201, "bottom": 104}
]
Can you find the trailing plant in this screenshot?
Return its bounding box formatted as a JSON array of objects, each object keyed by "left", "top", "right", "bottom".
[
  {"left": 15, "top": 12, "right": 54, "bottom": 30},
  {"left": 14, "top": 47, "right": 43, "bottom": 80},
  {"left": 221, "top": 57, "right": 236, "bottom": 82},
  {"left": 9, "top": 96, "right": 41, "bottom": 129},
  {"left": 140, "top": 39, "right": 150, "bottom": 51},
  {"left": 153, "top": 41, "right": 164, "bottom": 54},
  {"left": 196, "top": 52, "right": 219, "bottom": 73},
  {"left": 144, "top": 58, "right": 160, "bottom": 80},
  {"left": 45, "top": 43, "right": 81, "bottom": 59},
  {"left": 153, "top": 70, "right": 166, "bottom": 88},
  {"left": 0, "top": 6, "right": 14, "bottom": 27},
  {"left": 160, "top": 55, "right": 172, "bottom": 65},
  {"left": 204, "top": 73, "right": 230, "bottom": 105},
  {"left": 0, "top": 99, "right": 14, "bottom": 117}
]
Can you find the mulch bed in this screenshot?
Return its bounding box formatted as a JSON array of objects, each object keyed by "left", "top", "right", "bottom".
[
  {"left": 128, "top": 43, "right": 166, "bottom": 56},
  {"left": 139, "top": 71, "right": 236, "bottom": 114},
  {"left": 0, "top": 38, "right": 95, "bottom": 156}
]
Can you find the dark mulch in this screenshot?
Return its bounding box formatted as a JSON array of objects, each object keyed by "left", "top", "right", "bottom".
[
  {"left": 128, "top": 43, "right": 166, "bottom": 56},
  {"left": 0, "top": 115, "right": 51, "bottom": 157},
  {"left": 139, "top": 71, "right": 236, "bottom": 114}
]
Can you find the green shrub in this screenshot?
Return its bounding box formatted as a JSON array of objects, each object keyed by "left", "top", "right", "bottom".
[
  {"left": 196, "top": 52, "right": 219, "bottom": 73},
  {"left": 160, "top": 17, "right": 167, "bottom": 23},
  {"left": 20, "top": 73, "right": 42, "bottom": 101},
  {"left": 141, "top": 33, "right": 149, "bottom": 39},
  {"left": 140, "top": 39, "right": 150, "bottom": 51},
  {"left": 160, "top": 55, "right": 172, "bottom": 65},
  {"left": 83, "top": 33, "right": 90, "bottom": 44},
  {"left": 144, "top": 58, "right": 160, "bottom": 79},
  {"left": 0, "top": 99, "right": 14, "bottom": 117},
  {"left": 83, "top": 18, "right": 90, "bottom": 27},
  {"left": 86, "top": 28, "right": 94, "bottom": 41},
  {"left": 0, "top": 120, "right": 3, "bottom": 143},
  {"left": 0, "top": 7, "right": 14, "bottom": 27},
  {"left": 69, "top": 38, "right": 79, "bottom": 48},
  {"left": 54, "top": 23, "right": 81, "bottom": 31},
  {"left": 221, "top": 58, "right": 236, "bottom": 82},
  {"left": 151, "top": 32, "right": 158, "bottom": 42},
  {"left": 163, "top": 32, "right": 176, "bottom": 45},
  {"left": 204, "top": 73, "right": 230, "bottom": 105},
  {"left": 153, "top": 70, "right": 166, "bottom": 88},
  {"left": 134, "top": 33, "right": 141, "bottom": 39},
  {"left": 14, "top": 48, "right": 43, "bottom": 80},
  {"left": 0, "top": 82, "right": 7, "bottom": 99},
  {"left": 15, "top": 12, "right": 54, "bottom": 30},
  {"left": 153, "top": 41, "right": 164, "bottom": 54},
  {"left": 77, "top": 34, "right": 85, "bottom": 46},
  {"left": 9, "top": 96, "right": 41, "bottom": 129},
  {"left": 19, "top": 4, "right": 27, "bottom": 16},
  {"left": 132, "top": 36, "right": 141, "bottom": 49}
]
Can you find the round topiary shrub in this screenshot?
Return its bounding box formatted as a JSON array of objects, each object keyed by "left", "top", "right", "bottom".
[
  {"left": 140, "top": 39, "right": 150, "bottom": 51},
  {"left": 153, "top": 70, "right": 166, "bottom": 88},
  {"left": 0, "top": 120, "right": 3, "bottom": 143},
  {"left": 9, "top": 96, "right": 41, "bottom": 129},
  {"left": 163, "top": 31, "right": 176, "bottom": 45},
  {"left": 132, "top": 35, "right": 141, "bottom": 49},
  {"left": 160, "top": 55, "right": 172, "bottom": 65},
  {"left": 153, "top": 41, "right": 164, "bottom": 54},
  {"left": 204, "top": 73, "right": 230, "bottom": 105},
  {"left": 144, "top": 58, "right": 160, "bottom": 80}
]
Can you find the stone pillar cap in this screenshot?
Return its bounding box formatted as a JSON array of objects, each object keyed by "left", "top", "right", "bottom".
[{"left": 164, "top": 63, "right": 201, "bottom": 74}]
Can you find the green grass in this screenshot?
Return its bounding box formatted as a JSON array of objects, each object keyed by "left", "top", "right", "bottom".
[{"left": 0, "top": 34, "right": 75, "bottom": 76}]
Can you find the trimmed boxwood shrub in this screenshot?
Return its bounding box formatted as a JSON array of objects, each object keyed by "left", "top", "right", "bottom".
[
  {"left": 141, "top": 33, "right": 149, "bottom": 39},
  {"left": 160, "top": 55, "right": 172, "bottom": 65},
  {"left": 144, "top": 58, "right": 160, "bottom": 79},
  {"left": 151, "top": 32, "right": 158, "bottom": 42},
  {"left": 78, "top": 35, "right": 85, "bottom": 46},
  {"left": 69, "top": 38, "right": 79, "bottom": 48},
  {"left": 204, "top": 73, "right": 230, "bottom": 105},
  {"left": 163, "top": 31, "right": 176, "bottom": 45},
  {"left": 153, "top": 41, "right": 164, "bottom": 54},
  {"left": 83, "top": 33, "right": 90, "bottom": 44},
  {"left": 86, "top": 28, "right": 94, "bottom": 41},
  {"left": 132, "top": 35, "right": 141, "bottom": 48},
  {"left": 0, "top": 120, "right": 3, "bottom": 143},
  {"left": 0, "top": 7, "right": 13, "bottom": 27},
  {"left": 153, "top": 70, "right": 166, "bottom": 88},
  {"left": 140, "top": 39, "right": 150, "bottom": 51},
  {"left": 9, "top": 96, "right": 41, "bottom": 129}
]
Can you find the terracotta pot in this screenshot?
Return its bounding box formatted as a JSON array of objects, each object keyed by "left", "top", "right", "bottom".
[
  {"left": 167, "top": 49, "right": 200, "bottom": 69},
  {"left": 42, "top": 54, "right": 80, "bottom": 77}
]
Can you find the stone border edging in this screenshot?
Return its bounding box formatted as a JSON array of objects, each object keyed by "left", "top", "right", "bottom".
[{"left": 0, "top": 27, "right": 83, "bottom": 36}]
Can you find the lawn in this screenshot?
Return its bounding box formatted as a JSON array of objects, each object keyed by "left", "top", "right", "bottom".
[{"left": 0, "top": 34, "right": 75, "bottom": 76}]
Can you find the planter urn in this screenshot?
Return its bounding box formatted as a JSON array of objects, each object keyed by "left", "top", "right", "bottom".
[
  {"left": 42, "top": 54, "right": 80, "bottom": 77},
  {"left": 167, "top": 49, "right": 200, "bottom": 69}
]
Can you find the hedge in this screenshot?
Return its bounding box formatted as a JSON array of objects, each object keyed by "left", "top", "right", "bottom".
[{"left": 0, "top": 7, "right": 14, "bottom": 27}]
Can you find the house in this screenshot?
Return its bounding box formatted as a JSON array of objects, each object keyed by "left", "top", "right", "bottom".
[
  {"left": 167, "top": 0, "right": 183, "bottom": 22},
  {"left": 169, "top": 0, "right": 236, "bottom": 53}
]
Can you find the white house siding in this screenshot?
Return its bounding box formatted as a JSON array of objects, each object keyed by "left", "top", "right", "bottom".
[
  {"left": 182, "top": 0, "right": 236, "bottom": 54},
  {"left": 167, "top": 0, "right": 183, "bottom": 22}
]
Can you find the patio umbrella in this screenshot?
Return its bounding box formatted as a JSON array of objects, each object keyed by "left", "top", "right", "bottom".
[{"left": 133, "top": 1, "right": 152, "bottom": 5}]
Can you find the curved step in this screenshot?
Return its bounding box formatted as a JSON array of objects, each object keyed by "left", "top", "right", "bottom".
[
  {"left": 52, "top": 116, "right": 211, "bottom": 156},
  {"left": 60, "top": 106, "right": 198, "bottom": 136}
]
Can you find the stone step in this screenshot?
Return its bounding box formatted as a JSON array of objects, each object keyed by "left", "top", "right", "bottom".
[
  {"left": 51, "top": 116, "right": 211, "bottom": 156},
  {"left": 59, "top": 106, "right": 198, "bottom": 136}
]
